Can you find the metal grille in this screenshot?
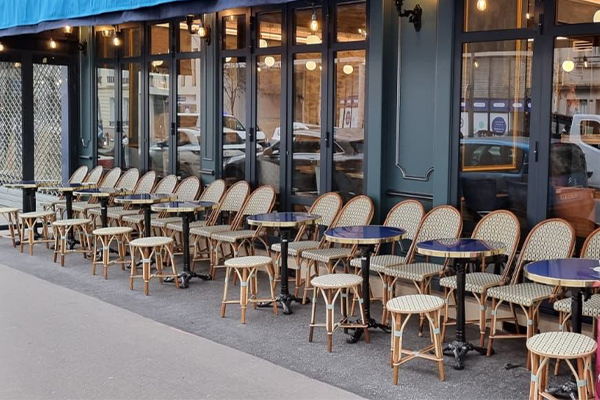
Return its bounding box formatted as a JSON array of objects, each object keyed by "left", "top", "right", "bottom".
[
  {"left": 33, "top": 64, "right": 65, "bottom": 183},
  {"left": 0, "top": 63, "right": 22, "bottom": 184}
]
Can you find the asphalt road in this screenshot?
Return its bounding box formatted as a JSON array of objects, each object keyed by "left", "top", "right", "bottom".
[{"left": 0, "top": 264, "right": 361, "bottom": 400}]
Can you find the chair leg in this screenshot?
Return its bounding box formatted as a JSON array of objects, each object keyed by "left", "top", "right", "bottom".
[
  {"left": 355, "top": 285, "right": 370, "bottom": 344},
  {"left": 325, "top": 289, "right": 334, "bottom": 353},
  {"left": 309, "top": 286, "right": 318, "bottom": 343},
  {"left": 142, "top": 248, "right": 151, "bottom": 296},
  {"left": 392, "top": 312, "right": 402, "bottom": 385},
  {"left": 221, "top": 266, "right": 231, "bottom": 318},
  {"left": 240, "top": 268, "right": 249, "bottom": 324},
  {"left": 487, "top": 298, "right": 499, "bottom": 357},
  {"left": 432, "top": 310, "right": 445, "bottom": 381},
  {"left": 529, "top": 352, "right": 540, "bottom": 400},
  {"left": 479, "top": 295, "right": 487, "bottom": 348}
]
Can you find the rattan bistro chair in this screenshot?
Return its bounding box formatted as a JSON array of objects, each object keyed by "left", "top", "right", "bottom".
[
  {"left": 41, "top": 165, "right": 89, "bottom": 212},
  {"left": 271, "top": 192, "right": 343, "bottom": 294},
  {"left": 299, "top": 195, "right": 375, "bottom": 304},
  {"left": 208, "top": 185, "right": 277, "bottom": 279},
  {"left": 74, "top": 168, "right": 137, "bottom": 218},
  {"left": 439, "top": 210, "right": 521, "bottom": 347},
  {"left": 486, "top": 218, "right": 575, "bottom": 366},
  {"left": 349, "top": 200, "right": 425, "bottom": 320},
  {"left": 68, "top": 167, "right": 122, "bottom": 216},
  {"left": 85, "top": 168, "right": 141, "bottom": 224}
]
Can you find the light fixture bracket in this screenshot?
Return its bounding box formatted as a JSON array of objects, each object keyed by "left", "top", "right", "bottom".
[
  {"left": 186, "top": 15, "right": 211, "bottom": 45},
  {"left": 395, "top": 0, "right": 422, "bottom": 32}
]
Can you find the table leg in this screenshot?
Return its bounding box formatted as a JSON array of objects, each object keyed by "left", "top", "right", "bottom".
[
  {"left": 348, "top": 245, "right": 390, "bottom": 344},
  {"left": 443, "top": 258, "right": 486, "bottom": 369},
  {"left": 65, "top": 192, "right": 78, "bottom": 249},
  {"left": 23, "top": 188, "right": 36, "bottom": 213},
  {"left": 273, "top": 228, "right": 303, "bottom": 315},
  {"left": 143, "top": 204, "right": 151, "bottom": 238},
  {"left": 177, "top": 211, "right": 210, "bottom": 288},
  {"left": 100, "top": 197, "right": 109, "bottom": 228}
]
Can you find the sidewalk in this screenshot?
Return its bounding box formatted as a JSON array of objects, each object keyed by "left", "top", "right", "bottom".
[{"left": 0, "top": 264, "right": 361, "bottom": 400}]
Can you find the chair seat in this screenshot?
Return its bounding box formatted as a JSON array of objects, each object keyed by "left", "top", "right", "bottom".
[
  {"left": 439, "top": 272, "right": 505, "bottom": 294},
  {"left": 224, "top": 255, "right": 273, "bottom": 268},
  {"left": 122, "top": 214, "right": 162, "bottom": 224},
  {"left": 107, "top": 209, "right": 140, "bottom": 219},
  {"left": 93, "top": 226, "right": 133, "bottom": 236},
  {"left": 151, "top": 217, "right": 182, "bottom": 228},
  {"left": 211, "top": 229, "right": 258, "bottom": 243},
  {"left": 271, "top": 240, "right": 320, "bottom": 256},
  {"left": 301, "top": 247, "right": 353, "bottom": 263},
  {"left": 526, "top": 332, "right": 596, "bottom": 358},
  {"left": 384, "top": 263, "right": 444, "bottom": 282},
  {"left": 130, "top": 236, "right": 173, "bottom": 247},
  {"left": 0, "top": 207, "right": 19, "bottom": 213},
  {"left": 168, "top": 220, "right": 207, "bottom": 232},
  {"left": 20, "top": 210, "right": 55, "bottom": 219},
  {"left": 553, "top": 294, "right": 600, "bottom": 318},
  {"left": 56, "top": 200, "right": 86, "bottom": 210},
  {"left": 350, "top": 254, "right": 406, "bottom": 273},
  {"left": 387, "top": 294, "right": 445, "bottom": 314},
  {"left": 190, "top": 224, "right": 231, "bottom": 237},
  {"left": 89, "top": 206, "right": 122, "bottom": 216},
  {"left": 311, "top": 273, "right": 362, "bottom": 289},
  {"left": 487, "top": 283, "right": 554, "bottom": 307},
  {"left": 72, "top": 203, "right": 101, "bottom": 212},
  {"left": 41, "top": 199, "right": 64, "bottom": 208},
  {"left": 53, "top": 218, "right": 91, "bottom": 227}
]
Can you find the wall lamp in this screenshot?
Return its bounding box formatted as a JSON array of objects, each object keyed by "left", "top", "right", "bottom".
[
  {"left": 62, "top": 25, "right": 88, "bottom": 54},
  {"left": 186, "top": 15, "right": 211, "bottom": 45},
  {"left": 395, "top": 0, "right": 422, "bottom": 32}
]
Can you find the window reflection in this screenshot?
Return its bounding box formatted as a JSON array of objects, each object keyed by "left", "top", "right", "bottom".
[
  {"left": 464, "top": 0, "right": 534, "bottom": 31},
  {"left": 258, "top": 12, "right": 282, "bottom": 48},
  {"left": 223, "top": 15, "right": 246, "bottom": 50},
  {"left": 177, "top": 59, "right": 202, "bottom": 178},
  {"left": 179, "top": 19, "right": 202, "bottom": 52},
  {"left": 148, "top": 61, "right": 170, "bottom": 177},
  {"left": 122, "top": 25, "right": 142, "bottom": 57},
  {"left": 336, "top": 2, "right": 367, "bottom": 42},
  {"left": 122, "top": 63, "right": 142, "bottom": 170},
  {"left": 97, "top": 65, "right": 116, "bottom": 168},
  {"left": 150, "top": 23, "right": 170, "bottom": 55},
  {"left": 222, "top": 57, "right": 247, "bottom": 184},
  {"left": 294, "top": 8, "right": 322, "bottom": 45},
  {"left": 557, "top": 0, "right": 600, "bottom": 24},
  {"left": 257, "top": 55, "right": 281, "bottom": 193}
]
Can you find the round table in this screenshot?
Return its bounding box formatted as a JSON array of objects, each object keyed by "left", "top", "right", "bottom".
[
  {"left": 417, "top": 238, "right": 505, "bottom": 370},
  {"left": 151, "top": 200, "right": 217, "bottom": 287},
  {"left": 4, "top": 180, "right": 53, "bottom": 212},
  {"left": 525, "top": 259, "right": 600, "bottom": 400},
  {"left": 247, "top": 212, "right": 322, "bottom": 315},
  {"left": 75, "top": 188, "right": 132, "bottom": 228},
  {"left": 325, "top": 225, "right": 406, "bottom": 342},
  {"left": 115, "top": 194, "right": 175, "bottom": 237}
]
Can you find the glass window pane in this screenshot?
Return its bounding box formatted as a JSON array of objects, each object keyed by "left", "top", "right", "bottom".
[
  {"left": 97, "top": 65, "right": 116, "bottom": 168},
  {"left": 336, "top": 2, "right": 367, "bottom": 42},
  {"left": 222, "top": 57, "right": 247, "bottom": 184},
  {"left": 222, "top": 15, "right": 246, "bottom": 50},
  {"left": 557, "top": 0, "right": 600, "bottom": 24},
  {"left": 150, "top": 23, "right": 170, "bottom": 55},
  {"left": 257, "top": 55, "right": 281, "bottom": 194},
  {"left": 95, "top": 29, "right": 115, "bottom": 59},
  {"left": 550, "top": 36, "right": 600, "bottom": 238},
  {"left": 258, "top": 12, "right": 282, "bottom": 48},
  {"left": 122, "top": 63, "right": 142, "bottom": 170},
  {"left": 148, "top": 60, "right": 170, "bottom": 177},
  {"left": 177, "top": 59, "right": 202, "bottom": 178},
  {"left": 459, "top": 40, "right": 533, "bottom": 232},
  {"left": 294, "top": 7, "right": 322, "bottom": 45},
  {"left": 179, "top": 19, "right": 202, "bottom": 52},
  {"left": 464, "top": 0, "right": 535, "bottom": 31},
  {"left": 122, "top": 25, "right": 142, "bottom": 57},
  {"left": 292, "top": 53, "right": 322, "bottom": 198},
  {"left": 333, "top": 50, "right": 365, "bottom": 199}
]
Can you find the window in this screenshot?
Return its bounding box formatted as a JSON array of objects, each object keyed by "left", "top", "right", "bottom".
[
  {"left": 463, "top": 0, "right": 535, "bottom": 31},
  {"left": 222, "top": 15, "right": 246, "bottom": 50},
  {"left": 556, "top": 0, "right": 600, "bottom": 24},
  {"left": 336, "top": 2, "right": 367, "bottom": 42}
]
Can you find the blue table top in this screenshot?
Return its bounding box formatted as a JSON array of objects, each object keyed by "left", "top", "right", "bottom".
[
  {"left": 416, "top": 238, "right": 505, "bottom": 258},
  {"left": 525, "top": 259, "right": 600, "bottom": 288},
  {"left": 247, "top": 212, "right": 322, "bottom": 227},
  {"left": 115, "top": 193, "right": 174, "bottom": 203},
  {"left": 325, "top": 225, "right": 406, "bottom": 245},
  {"left": 151, "top": 201, "right": 216, "bottom": 211}
]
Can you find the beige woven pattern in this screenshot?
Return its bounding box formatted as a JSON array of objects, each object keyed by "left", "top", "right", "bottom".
[
  {"left": 414, "top": 206, "right": 462, "bottom": 244},
  {"left": 200, "top": 180, "right": 226, "bottom": 203},
  {"left": 220, "top": 181, "right": 250, "bottom": 212},
  {"left": 130, "top": 236, "right": 173, "bottom": 247},
  {"left": 385, "top": 201, "right": 424, "bottom": 241},
  {"left": 271, "top": 240, "right": 320, "bottom": 256},
  {"left": 224, "top": 255, "right": 273, "bottom": 268},
  {"left": 520, "top": 220, "right": 574, "bottom": 262},
  {"left": 73, "top": 203, "right": 101, "bottom": 212},
  {"left": 190, "top": 224, "right": 231, "bottom": 237},
  {"left": 168, "top": 220, "right": 206, "bottom": 232},
  {"left": 302, "top": 248, "right": 354, "bottom": 263},
  {"left": 88, "top": 206, "right": 122, "bottom": 216},
  {"left": 387, "top": 294, "right": 444, "bottom": 313},
  {"left": 350, "top": 254, "right": 406, "bottom": 272},
  {"left": 70, "top": 165, "right": 89, "bottom": 183},
  {"left": 116, "top": 168, "right": 140, "bottom": 190},
  {"left": 241, "top": 186, "right": 276, "bottom": 216},
  {"left": 211, "top": 230, "right": 257, "bottom": 242},
  {"left": 53, "top": 218, "right": 91, "bottom": 227},
  {"left": 99, "top": 167, "right": 121, "bottom": 189},
  {"left": 175, "top": 176, "right": 201, "bottom": 201},
  {"left": 311, "top": 273, "right": 363, "bottom": 289},
  {"left": 553, "top": 294, "right": 600, "bottom": 318},
  {"left": 439, "top": 272, "right": 505, "bottom": 293},
  {"left": 311, "top": 193, "right": 343, "bottom": 227},
  {"left": 153, "top": 175, "right": 178, "bottom": 195},
  {"left": 20, "top": 211, "right": 55, "bottom": 219},
  {"left": 0, "top": 207, "right": 18, "bottom": 213},
  {"left": 151, "top": 216, "right": 181, "bottom": 228},
  {"left": 473, "top": 211, "right": 519, "bottom": 258},
  {"left": 583, "top": 230, "right": 600, "bottom": 260},
  {"left": 122, "top": 214, "right": 145, "bottom": 224},
  {"left": 85, "top": 166, "right": 104, "bottom": 184},
  {"left": 133, "top": 171, "right": 156, "bottom": 194},
  {"left": 334, "top": 196, "right": 373, "bottom": 227},
  {"left": 487, "top": 283, "right": 554, "bottom": 307},
  {"left": 527, "top": 332, "right": 597, "bottom": 357},
  {"left": 384, "top": 262, "right": 444, "bottom": 281},
  {"left": 107, "top": 209, "right": 140, "bottom": 219},
  {"left": 93, "top": 226, "right": 133, "bottom": 235}
]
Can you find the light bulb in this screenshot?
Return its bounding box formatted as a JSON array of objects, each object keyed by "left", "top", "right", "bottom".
[
  {"left": 594, "top": 10, "right": 600, "bottom": 23},
  {"left": 306, "top": 34, "right": 321, "bottom": 45},
  {"left": 259, "top": 39, "right": 268, "bottom": 48},
  {"left": 151, "top": 60, "right": 164, "bottom": 67},
  {"left": 306, "top": 60, "right": 317, "bottom": 71},
  {"left": 526, "top": 12, "right": 530, "bottom": 20},
  {"left": 343, "top": 65, "right": 354, "bottom": 75},
  {"left": 257, "top": 67, "right": 262, "bottom": 72},
  {"left": 265, "top": 56, "right": 275, "bottom": 67},
  {"left": 64, "top": 25, "right": 73, "bottom": 34},
  {"left": 474, "top": 61, "right": 479, "bottom": 68},
  {"left": 49, "top": 38, "right": 57, "bottom": 49},
  {"left": 102, "top": 29, "right": 112, "bottom": 38},
  {"left": 562, "top": 60, "right": 575, "bottom": 72},
  {"left": 0, "top": 43, "right": 4, "bottom": 52},
  {"left": 476, "top": 0, "right": 487, "bottom": 11},
  {"left": 225, "top": 57, "right": 232, "bottom": 62},
  {"left": 584, "top": 57, "right": 589, "bottom": 68},
  {"left": 310, "top": 12, "right": 318, "bottom": 32},
  {"left": 14, "top": 62, "right": 20, "bottom": 68}
]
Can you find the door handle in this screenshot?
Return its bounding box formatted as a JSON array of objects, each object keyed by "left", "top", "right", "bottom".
[
  {"left": 249, "top": 127, "right": 255, "bottom": 142},
  {"left": 534, "top": 141, "right": 539, "bottom": 162},
  {"left": 325, "top": 131, "right": 330, "bottom": 148}
]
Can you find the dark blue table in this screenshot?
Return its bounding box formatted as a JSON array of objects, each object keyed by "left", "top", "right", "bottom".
[
  {"left": 75, "top": 188, "right": 132, "bottom": 228},
  {"left": 325, "top": 226, "right": 406, "bottom": 342},
  {"left": 5, "top": 180, "right": 55, "bottom": 212},
  {"left": 248, "top": 212, "right": 322, "bottom": 315},
  {"left": 115, "top": 193, "right": 174, "bottom": 237},
  {"left": 417, "top": 238, "right": 505, "bottom": 369}
]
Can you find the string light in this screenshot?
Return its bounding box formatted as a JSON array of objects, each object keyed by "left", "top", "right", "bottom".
[
  {"left": 0, "top": 43, "right": 4, "bottom": 52},
  {"left": 310, "top": 9, "right": 319, "bottom": 32},
  {"left": 476, "top": 0, "right": 487, "bottom": 11},
  {"left": 49, "top": 38, "right": 57, "bottom": 49},
  {"left": 64, "top": 25, "right": 73, "bottom": 34},
  {"left": 562, "top": 60, "right": 575, "bottom": 72}
]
